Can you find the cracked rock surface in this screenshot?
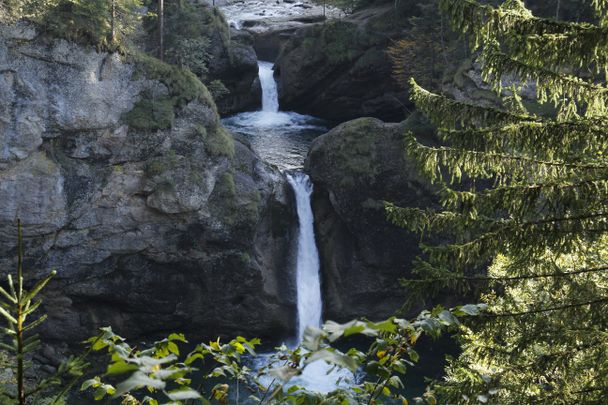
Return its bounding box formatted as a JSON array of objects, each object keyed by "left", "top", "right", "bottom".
[{"left": 0, "top": 23, "right": 297, "bottom": 345}]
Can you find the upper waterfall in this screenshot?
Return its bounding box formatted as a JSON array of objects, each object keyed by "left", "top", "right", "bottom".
[
  {"left": 222, "top": 61, "right": 327, "bottom": 170},
  {"left": 258, "top": 61, "right": 280, "bottom": 113}
]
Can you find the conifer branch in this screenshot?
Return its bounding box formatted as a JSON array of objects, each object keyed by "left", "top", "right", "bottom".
[
  {"left": 406, "top": 133, "right": 608, "bottom": 185},
  {"left": 439, "top": 118, "right": 608, "bottom": 159},
  {"left": 409, "top": 79, "right": 535, "bottom": 128},
  {"left": 481, "top": 50, "right": 608, "bottom": 114},
  {"left": 403, "top": 265, "right": 608, "bottom": 284},
  {"left": 485, "top": 297, "right": 608, "bottom": 317}
]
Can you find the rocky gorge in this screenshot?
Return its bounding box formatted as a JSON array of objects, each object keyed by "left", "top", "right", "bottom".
[{"left": 0, "top": 0, "right": 449, "bottom": 355}]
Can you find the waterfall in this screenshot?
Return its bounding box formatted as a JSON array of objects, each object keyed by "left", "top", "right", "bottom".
[
  {"left": 258, "top": 61, "right": 280, "bottom": 113},
  {"left": 236, "top": 61, "right": 352, "bottom": 394},
  {"left": 287, "top": 172, "right": 323, "bottom": 342}
]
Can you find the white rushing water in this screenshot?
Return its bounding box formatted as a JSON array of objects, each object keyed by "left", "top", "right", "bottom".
[
  {"left": 259, "top": 61, "right": 280, "bottom": 113},
  {"left": 285, "top": 172, "right": 354, "bottom": 393},
  {"left": 287, "top": 172, "right": 323, "bottom": 342}
]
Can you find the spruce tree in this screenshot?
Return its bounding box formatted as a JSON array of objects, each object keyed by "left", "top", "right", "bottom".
[{"left": 388, "top": 0, "right": 608, "bottom": 402}]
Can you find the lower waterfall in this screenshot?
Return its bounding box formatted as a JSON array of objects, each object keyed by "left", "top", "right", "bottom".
[{"left": 287, "top": 172, "right": 323, "bottom": 342}]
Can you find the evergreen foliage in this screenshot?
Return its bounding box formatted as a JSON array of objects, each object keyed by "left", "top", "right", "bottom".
[
  {"left": 2, "top": 0, "right": 143, "bottom": 47},
  {"left": 142, "top": 0, "right": 225, "bottom": 78},
  {"left": 390, "top": 0, "right": 608, "bottom": 402},
  {"left": 0, "top": 221, "right": 89, "bottom": 405}
]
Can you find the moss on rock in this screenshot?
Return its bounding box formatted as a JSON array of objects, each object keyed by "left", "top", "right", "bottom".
[
  {"left": 123, "top": 52, "right": 219, "bottom": 133},
  {"left": 131, "top": 52, "right": 215, "bottom": 109},
  {"left": 124, "top": 98, "right": 174, "bottom": 130},
  {"left": 197, "top": 124, "right": 235, "bottom": 158}
]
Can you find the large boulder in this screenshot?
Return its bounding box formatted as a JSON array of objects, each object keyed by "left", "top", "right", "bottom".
[
  {"left": 0, "top": 23, "right": 297, "bottom": 345},
  {"left": 275, "top": 5, "right": 411, "bottom": 122},
  {"left": 239, "top": 15, "right": 327, "bottom": 62},
  {"left": 305, "top": 115, "right": 437, "bottom": 321}
]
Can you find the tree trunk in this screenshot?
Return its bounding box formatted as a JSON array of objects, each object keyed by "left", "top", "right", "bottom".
[
  {"left": 159, "top": 0, "right": 164, "bottom": 61},
  {"left": 110, "top": 0, "right": 116, "bottom": 43},
  {"left": 555, "top": 0, "right": 561, "bottom": 20}
]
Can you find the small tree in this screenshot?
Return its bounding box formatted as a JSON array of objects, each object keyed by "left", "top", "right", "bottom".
[{"left": 0, "top": 220, "right": 88, "bottom": 404}]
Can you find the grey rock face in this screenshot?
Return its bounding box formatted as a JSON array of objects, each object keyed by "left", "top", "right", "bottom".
[
  {"left": 275, "top": 5, "right": 410, "bottom": 123},
  {"left": 208, "top": 27, "right": 262, "bottom": 115},
  {"left": 0, "top": 23, "right": 297, "bottom": 345},
  {"left": 305, "top": 116, "right": 437, "bottom": 321}
]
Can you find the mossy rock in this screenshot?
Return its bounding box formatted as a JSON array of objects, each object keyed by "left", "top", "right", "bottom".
[
  {"left": 209, "top": 170, "right": 238, "bottom": 224},
  {"left": 352, "top": 47, "right": 386, "bottom": 73},
  {"left": 124, "top": 98, "right": 174, "bottom": 130},
  {"left": 321, "top": 22, "right": 363, "bottom": 65},
  {"left": 242, "top": 190, "right": 261, "bottom": 222},
  {"left": 328, "top": 118, "right": 381, "bottom": 187},
  {"left": 215, "top": 171, "right": 237, "bottom": 200},
  {"left": 145, "top": 159, "right": 168, "bottom": 178},
  {"left": 131, "top": 52, "right": 215, "bottom": 109},
  {"left": 123, "top": 52, "right": 219, "bottom": 132},
  {"left": 196, "top": 124, "right": 235, "bottom": 158}
]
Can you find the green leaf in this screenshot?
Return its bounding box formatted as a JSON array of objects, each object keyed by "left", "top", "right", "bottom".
[
  {"left": 306, "top": 349, "right": 359, "bottom": 372},
  {"left": 184, "top": 352, "right": 205, "bottom": 365},
  {"left": 81, "top": 377, "right": 101, "bottom": 391},
  {"left": 165, "top": 386, "right": 201, "bottom": 400},
  {"left": 92, "top": 383, "right": 115, "bottom": 400},
  {"left": 106, "top": 360, "right": 139, "bottom": 375},
  {"left": 167, "top": 341, "right": 180, "bottom": 355},
  {"left": 407, "top": 348, "right": 420, "bottom": 363},
  {"left": 388, "top": 376, "right": 404, "bottom": 389},
  {"left": 438, "top": 310, "right": 460, "bottom": 326},
  {"left": 302, "top": 326, "right": 325, "bottom": 351},
  {"left": 114, "top": 371, "right": 166, "bottom": 397},
  {"left": 168, "top": 333, "right": 187, "bottom": 343},
  {"left": 368, "top": 318, "right": 398, "bottom": 334},
  {"left": 268, "top": 365, "right": 300, "bottom": 382}
]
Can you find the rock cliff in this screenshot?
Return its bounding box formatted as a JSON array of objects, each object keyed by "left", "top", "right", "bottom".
[
  {"left": 305, "top": 115, "right": 437, "bottom": 321},
  {"left": 275, "top": 4, "right": 410, "bottom": 122},
  {"left": 0, "top": 23, "right": 297, "bottom": 345}
]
